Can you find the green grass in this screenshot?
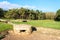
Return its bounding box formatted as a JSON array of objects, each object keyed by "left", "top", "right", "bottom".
[
  {"left": 0, "top": 22, "right": 13, "bottom": 32},
  {"left": 12, "top": 20, "right": 60, "bottom": 30},
  {"left": 0, "top": 20, "right": 60, "bottom": 32}
]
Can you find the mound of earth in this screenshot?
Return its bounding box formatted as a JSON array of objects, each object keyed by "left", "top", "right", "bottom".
[{"left": 2, "top": 27, "right": 60, "bottom": 40}]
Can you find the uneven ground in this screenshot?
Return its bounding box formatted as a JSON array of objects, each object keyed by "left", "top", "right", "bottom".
[{"left": 2, "top": 27, "right": 60, "bottom": 40}]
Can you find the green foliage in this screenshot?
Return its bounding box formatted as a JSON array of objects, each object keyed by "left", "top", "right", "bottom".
[
  {"left": 4, "top": 9, "right": 18, "bottom": 19},
  {"left": 0, "top": 8, "right": 5, "bottom": 18},
  {"left": 55, "top": 9, "right": 60, "bottom": 21},
  {"left": 0, "top": 7, "right": 56, "bottom": 20},
  {"left": 56, "top": 9, "right": 60, "bottom": 15},
  {"left": 4, "top": 8, "right": 46, "bottom": 20}
]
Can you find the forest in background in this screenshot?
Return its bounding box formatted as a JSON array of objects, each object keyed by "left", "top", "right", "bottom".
[{"left": 0, "top": 7, "right": 60, "bottom": 21}]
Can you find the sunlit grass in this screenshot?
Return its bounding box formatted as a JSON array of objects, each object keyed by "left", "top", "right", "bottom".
[
  {"left": 12, "top": 20, "right": 60, "bottom": 29},
  {"left": 0, "top": 20, "right": 60, "bottom": 32},
  {"left": 0, "top": 22, "right": 13, "bottom": 32}
]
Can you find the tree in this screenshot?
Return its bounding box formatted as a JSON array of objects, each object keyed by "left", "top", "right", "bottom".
[
  {"left": 35, "top": 10, "right": 40, "bottom": 20},
  {"left": 30, "top": 9, "right": 37, "bottom": 20},
  {"left": 55, "top": 9, "right": 60, "bottom": 21},
  {"left": 18, "top": 8, "right": 26, "bottom": 19},
  {"left": 4, "top": 7, "right": 55, "bottom": 20},
  {"left": 0, "top": 8, "right": 5, "bottom": 18},
  {"left": 45, "top": 12, "right": 55, "bottom": 20},
  {"left": 4, "top": 9, "right": 18, "bottom": 19},
  {"left": 41, "top": 12, "right": 46, "bottom": 20},
  {"left": 56, "top": 9, "right": 60, "bottom": 15}
]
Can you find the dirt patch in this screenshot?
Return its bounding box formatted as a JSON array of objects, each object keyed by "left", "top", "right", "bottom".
[{"left": 2, "top": 27, "right": 60, "bottom": 40}]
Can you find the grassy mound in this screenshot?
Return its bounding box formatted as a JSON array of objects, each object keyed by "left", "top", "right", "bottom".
[{"left": 0, "top": 22, "right": 13, "bottom": 32}]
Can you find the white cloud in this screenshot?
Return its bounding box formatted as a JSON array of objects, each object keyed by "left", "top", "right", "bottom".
[
  {"left": 0, "top": 1, "right": 21, "bottom": 9},
  {"left": 0, "top": 1, "right": 36, "bottom": 9},
  {"left": 0, "top": 1, "right": 54, "bottom": 12}
]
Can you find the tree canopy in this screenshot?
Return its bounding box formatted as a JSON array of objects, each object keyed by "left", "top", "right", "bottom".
[
  {"left": 0, "top": 8, "right": 5, "bottom": 18},
  {"left": 55, "top": 9, "right": 60, "bottom": 21},
  {"left": 0, "top": 8, "right": 57, "bottom": 20}
]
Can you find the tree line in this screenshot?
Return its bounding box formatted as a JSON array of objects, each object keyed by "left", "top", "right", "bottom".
[{"left": 0, "top": 8, "right": 60, "bottom": 21}]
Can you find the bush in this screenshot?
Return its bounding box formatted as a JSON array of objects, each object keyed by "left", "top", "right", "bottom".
[{"left": 54, "top": 15, "right": 60, "bottom": 21}]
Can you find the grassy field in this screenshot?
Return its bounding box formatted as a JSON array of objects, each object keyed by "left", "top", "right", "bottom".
[
  {"left": 0, "top": 22, "right": 13, "bottom": 32},
  {"left": 0, "top": 20, "right": 60, "bottom": 32},
  {"left": 12, "top": 20, "right": 60, "bottom": 30}
]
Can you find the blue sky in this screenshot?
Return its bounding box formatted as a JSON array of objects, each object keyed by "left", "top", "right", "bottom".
[{"left": 0, "top": 0, "right": 60, "bottom": 12}]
